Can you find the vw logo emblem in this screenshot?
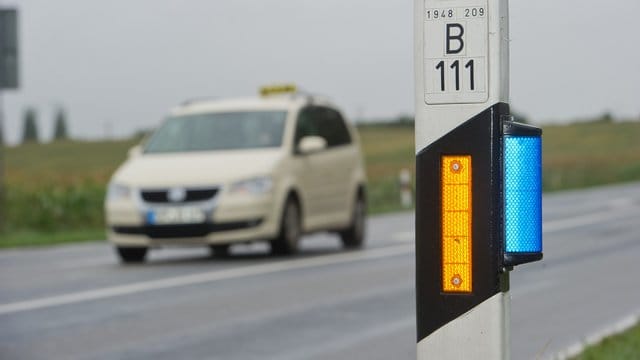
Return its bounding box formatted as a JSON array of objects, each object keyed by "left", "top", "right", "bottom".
[{"left": 167, "top": 187, "right": 187, "bottom": 202}]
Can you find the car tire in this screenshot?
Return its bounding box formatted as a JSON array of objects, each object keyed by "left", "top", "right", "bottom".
[
  {"left": 270, "top": 198, "right": 301, "bottom": 255},
  {"left": 340, "top": 193, "right": 366, "bottom": 249},
  {"left": 116, "top": 246, "right": 148, "bottom": 263},
  {"left": 210, "top": 244, "right": 231, "bottom": 257}
]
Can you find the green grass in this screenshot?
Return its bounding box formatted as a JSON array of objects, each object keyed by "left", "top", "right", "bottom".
[
  {"left": 1, "top": 139, "right": 136, "bottom": 248},
  {"left": 6, "top": 139, "right": 138, "bottom": 189},
  {"left": 542, "top": 121, "right": 640, "bottom": 192},
  {"left": 571, "top": 321, "right": 640, "bottom": 360},
  {"left": 2, "top": 120, "right": 640, "bottom": 248},
  {"left": 358, "top": 124, "right": 415, "bottom": 213},
  {"left": 5, "top": 182, "right": 105, "bottom": 231},
  {"left": 0, "top": 228, "right": 105, "bottom": 248}
]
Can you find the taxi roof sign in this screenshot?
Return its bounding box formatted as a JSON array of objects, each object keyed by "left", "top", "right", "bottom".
[{"left": 259, "top": 84, "right": 297, "bottom": 97}]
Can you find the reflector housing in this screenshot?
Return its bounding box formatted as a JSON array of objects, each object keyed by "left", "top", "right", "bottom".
[{"left": 503, "top": 121, "right": 543, "bottom": 266}]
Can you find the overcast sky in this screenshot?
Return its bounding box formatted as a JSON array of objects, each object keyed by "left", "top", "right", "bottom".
[{"left": 1, "top": 0, "right": 639, "bottom": 144}]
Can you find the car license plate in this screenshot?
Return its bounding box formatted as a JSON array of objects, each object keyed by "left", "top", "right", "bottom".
[{"left": 147, "top": 207, "right": 205, "bottom": 225}]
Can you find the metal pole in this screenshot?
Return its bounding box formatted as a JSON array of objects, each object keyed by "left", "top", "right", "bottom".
[{"left": 414, "top": 0, "right": 512, "bottom": 358}]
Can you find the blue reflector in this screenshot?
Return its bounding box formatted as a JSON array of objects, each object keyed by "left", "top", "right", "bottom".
[{"left": 504, "top": 136, "right": 542, "bottom": 253}]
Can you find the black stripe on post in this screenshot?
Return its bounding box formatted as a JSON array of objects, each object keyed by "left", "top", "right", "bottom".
[{"left": 416, "top": 103, "right": 510, "bottom": 342}]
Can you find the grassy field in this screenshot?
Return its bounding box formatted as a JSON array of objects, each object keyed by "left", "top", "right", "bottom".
[
  {"left": 2, "top": 120, "right": 640, "bottom": 247},
  {"left": 3, "top": 139, "right": 138, "bottom": 236},
  {"left": 542, "top": 121, "right": 640, "bottom": 191},
  {"left": 358, "top": 124, "right": 415, "bottom": 213},
  {"left": 6, "top": 138, "right": 138, "bottom": 189},
  {"left": 571, "top": 321, "right": 640, "bottom": 360}
]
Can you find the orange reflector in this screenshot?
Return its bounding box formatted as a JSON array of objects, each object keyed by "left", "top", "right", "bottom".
[{"left": 442, "top": 155, "right": 472, "bottom": 293}]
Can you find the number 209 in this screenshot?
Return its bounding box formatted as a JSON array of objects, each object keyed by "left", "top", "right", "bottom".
[{"left": 464, "top": 7, "right": 485, "bottom": 17}]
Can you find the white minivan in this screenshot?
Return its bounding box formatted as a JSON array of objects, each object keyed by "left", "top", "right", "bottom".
[{"left": 105, "top": 86, "right": 367, "bottom": 263}]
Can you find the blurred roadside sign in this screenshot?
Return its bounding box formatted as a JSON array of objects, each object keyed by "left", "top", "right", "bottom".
[
  {"left": 0, "top": 8, "right": 19, "bottom": 89},
  {"left": 0, "top": 8, "right": 17, "bottom": 231}
]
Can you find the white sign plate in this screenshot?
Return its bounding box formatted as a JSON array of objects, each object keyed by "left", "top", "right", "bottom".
[{"left": 424, "top": 0, "right": 488, "bottom": 104}]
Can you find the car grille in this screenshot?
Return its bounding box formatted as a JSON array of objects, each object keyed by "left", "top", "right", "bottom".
[{"left": 140, "top": 188, "right": 219, "bottom": 203}]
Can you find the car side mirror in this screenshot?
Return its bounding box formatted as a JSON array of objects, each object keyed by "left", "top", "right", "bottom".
[
  {"left": 298, "top": 136, "right": 327, "bottom": 155},
  {"left": 128, "top": 145, "right": 143, "bottom": 158}
]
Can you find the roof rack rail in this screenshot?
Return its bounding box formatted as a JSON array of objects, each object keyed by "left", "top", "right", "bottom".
[{"left": 180, "top": 97, "right": 217, "bottom": 106}]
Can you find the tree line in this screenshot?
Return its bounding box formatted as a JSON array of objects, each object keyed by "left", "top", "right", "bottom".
[{"left": 21, "top": 107, "right": 68, "bottom": 143}]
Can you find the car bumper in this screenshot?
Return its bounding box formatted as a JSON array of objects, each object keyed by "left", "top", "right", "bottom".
[{"left": 106, "top": 193, "right": 280, "bottom": 247}]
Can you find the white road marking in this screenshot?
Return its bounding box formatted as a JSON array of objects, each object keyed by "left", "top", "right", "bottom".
[
  {"left": 543, "top": 207, "right": 636, "bottom": 233},
  {"left": 0, "top": 244, "right": 413, "bottom": 316}
]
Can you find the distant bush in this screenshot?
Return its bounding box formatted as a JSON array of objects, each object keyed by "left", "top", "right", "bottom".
[
  {"left": 367, "top": 176, "right": 412, "bottom": 214},
  {"left": 591, "top": 111, "right": 614, "bottom": 124},
  {"left": 53, "top": 107, "right": 69, "bottom": 140},
  {"left": 21, "top": 107, "right": 39, "bottom": 143}
]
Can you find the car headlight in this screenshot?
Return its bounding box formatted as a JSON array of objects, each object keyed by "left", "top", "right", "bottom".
[
  {"left": 230, "top": 176, "right": 273, "bottom": 195},
  {"left": 107, "top": 183, "right": 132, "bottom": 201}
]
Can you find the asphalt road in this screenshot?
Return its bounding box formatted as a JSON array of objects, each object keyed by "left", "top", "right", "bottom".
[{"left": 1, "top": 182, "right": 640, "bottom": 360}]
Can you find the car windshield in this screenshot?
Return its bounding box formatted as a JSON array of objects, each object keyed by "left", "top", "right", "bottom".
[{"left": 144, "top": 110, "right": 287, "bottom": 153}]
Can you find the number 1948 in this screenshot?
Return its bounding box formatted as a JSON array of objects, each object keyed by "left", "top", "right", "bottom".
[{"left": 426, "top": 9, "right": 454, "bottom": 19}]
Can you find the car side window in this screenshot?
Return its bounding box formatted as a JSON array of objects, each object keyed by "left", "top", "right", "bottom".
[
  {"left": 319, "top": 108, "right": 352, "bottom": 147},
  {"left": 294, "top": 107, "right": 320, "bottom": 147},
  {"left": 294, "top": 106, "right": 352, "bottom": 151}
]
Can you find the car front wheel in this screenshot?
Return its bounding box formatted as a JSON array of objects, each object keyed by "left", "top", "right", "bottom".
[
  {"left": 270, "top": 198, "right": 301, "bottom": 255},
  {"left": 341, "top": 193, "right": 366, "bottom": 249}
]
